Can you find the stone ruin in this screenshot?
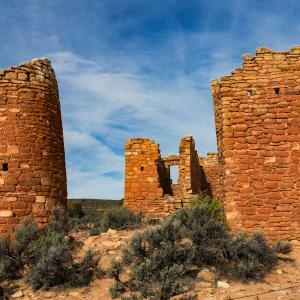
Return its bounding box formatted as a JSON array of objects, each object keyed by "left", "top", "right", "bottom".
[
  {"left": 125, "top": 46, "right": 300, "bottom": 240},
  {"left": 0, "top": 58, "right": 67, "bottom": 235},
  {"left": 1, "top": 46, "right": 300, "bottom": 240},
  {"left": 124, "top": 136, "right": 220, "bottom": 216}
]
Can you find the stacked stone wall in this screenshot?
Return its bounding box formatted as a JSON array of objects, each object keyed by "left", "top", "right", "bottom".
[
  {"left": 124, "top": 138, "right": 165, "bottom": 214},
  {"left": 199, "top": 152, "right": 220, "bottom": 199},
  {"left": 212, "top": 46, "right": 300, "bottom": 240},
  {"left": 0, "top": 58, "right": 67, "bottom": 234},
  {"left": 178, "top": 136, "right": 202, "bottom": 197},
  {"left": 124, "top": 136, "right": 218, "bottom": 216}
]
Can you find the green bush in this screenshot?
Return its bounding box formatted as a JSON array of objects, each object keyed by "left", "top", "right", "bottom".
[
  {"left": 24, "top": 230, "right": 72, "bottom": 290},
  {"left": 223, "top": 232, "right": 278, "bottom": 281},
  {"left": 189, "top": 192, "right": 227, "bottom": 224},
  {"left": 69, "top": 250, "right": 100, "bottom": 287},
  {"left": 0, "top": 219, "right": 39, "bottom": 281},
  {"left": 0, "top": 206, "right": 100, "bottom": 290},
  {"left": 272, "top": 240, "right": 292, "bottom": 254},
  {"left": 107, "top": 260, "right": 125, "bottom": 298},
  {"left": 113, "top": 216, "right": 193, "bottom": 300},
  {"left": 109, "top": 197, "right": 292, "bottom": 299},
  {"left": 68, "top": 203, "right": 85, "bottom": 218},
  {"left": 100, "top": 206, "right": 142, "bottom": 233},
  {"left": 121, "top": 295, "right": 144, "bottom": 300}
]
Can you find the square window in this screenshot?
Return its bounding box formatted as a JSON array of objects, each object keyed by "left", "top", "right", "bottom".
[{"left": 2, "top": 163, "right": 8, "bottom": 172}]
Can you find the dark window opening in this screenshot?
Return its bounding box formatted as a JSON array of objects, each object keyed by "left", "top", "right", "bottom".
[
  {"left": 26, "top": 71, "right": 30, "bottom": 81},
  {"left": 170, "top": 165, "right": 179, "bottom": 184},
  {"left": 2, "top": 163, "right": 8, "bottom": 172},
  {"left": 247, "top": 90, "right": 252, "bottom": 96},
  {"left": 274, "top": 88, "right": 280, "bottom": 94},
  {"left": 140, "top": 166, "right": 144, "bottom": 171}
]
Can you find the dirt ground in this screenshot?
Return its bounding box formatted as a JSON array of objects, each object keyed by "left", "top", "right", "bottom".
[{"left": 3, "top": 228, "right": 300, "bottom": 300}]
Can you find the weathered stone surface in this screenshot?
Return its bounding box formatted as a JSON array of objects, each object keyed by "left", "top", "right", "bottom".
[
  {"left": 217, "top": 280, "right": 230, "bottom": 288},
  {"left": 11, "top": 290, "right": 24, "bottom": 298},
  {"left": 212, "top": 46, "right": 300, "bottom": 240},
  {"left": 0, "top": 58, "right": 67, "bottom": 235}
]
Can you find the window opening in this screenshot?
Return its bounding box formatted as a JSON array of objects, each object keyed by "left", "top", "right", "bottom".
[
  {"left": 140, "top": 166, "right": 144, "bottom": 171},
  {"left": 170, "top": 165, "right": 179, "bottom": 184},
  {"left": 247, "top": 90, "right": 252, "bottom": 96},
  {"left": 2, "top": 163, "right": 8, "bottom": 172},
  {"left": 274, "top": 88, "right": 280, "bottom": 94}
]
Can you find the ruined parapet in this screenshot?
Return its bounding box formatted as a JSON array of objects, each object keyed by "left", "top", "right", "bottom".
[
  {"left": 212, "top": 46, "right": 300, "bottom": 239},
  {"left": 178, "top": 136, "right": 201, "bottom": 197},
  {"left": 124, "top": 138, "right": 166, "bottom": 214},
  {"left": 198, "top": 152, "right": 220, "bottom": 199},
  {"left": 0, "top": 58, "right": 67, "bottom": 234}
]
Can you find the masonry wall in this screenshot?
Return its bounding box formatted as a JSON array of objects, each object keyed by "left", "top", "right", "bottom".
[
  {"left": 0, "top": 58, "right": 67, "bottom": 234},
  {"left": 124, "top": 138, "right": 166, "bottom": 214},
  {"left": 199, "top": 152, "right": 220, "bottom": 199},
  {"left": 212, "top": 46, "right": 300, "bottom": 240},
  {"left": 124, "top": 136, "right": 219, "bottom": 216},
  {"left": 178, "top": 136, "right": 202, "bottom": 197}
]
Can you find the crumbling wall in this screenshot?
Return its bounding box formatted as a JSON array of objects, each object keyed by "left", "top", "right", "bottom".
[
  {"left": 178, "top": 136, "right": 202, "bottom": 197},
  {"left": 124, "top": 136, "right": 215, "bottom": 216},
  {"left": 212, "top": 46, "right": 300, "bottom": 240},
  {"left": 199, "top": 152, "right": 220, "bottom": 199},
  {"left": 124, "top": 138, "right": 166, "bottom": 214},
  {"left": 0, "top": 58, "right": 67, "bottom": 234}
]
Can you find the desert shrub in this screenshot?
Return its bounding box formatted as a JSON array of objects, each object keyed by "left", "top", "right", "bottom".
[
  {"left": 24, "top": 230, "right": 72, "bottom": 290},
  {"left": 89, "top": 227, "right": 101, "bottom": 236},
  {"left": 118, "top": 217, "right": 193, "bottom": 300},
  {"left": 189, "top": 192, "right": 227, "bottom": 224},
  {"left": 68, "top": 213, "right": 102, "bottom": 232},
  {"left": 0, "top": 206, "right": 100, "bottom": 290},
  {"left": 121, "top": 295, "right": 144, "bottom": 300},
  {"left": 109, "top": 198, "right": 292, "bottom": 299},
  {"left": 0, "top": 219, "right": 40, "bottom": 281},
  {"left": 100, "top": 206, "right": 142, "bottom": 232},
  {"left": 167, "top": 206, "right": 230, "bottom": 267},
  {"left": 222, "top": 232, "right": 278, "bottom": 281},
  {"left": 110, "top": 281, "right": 126, "bottom": 298},
  {"left": 68, "top": 203, "right": 85, "bottom": 219},
  {"left": 272, "top": 240, "right": 292, "bottom": 254},
  {"left": 69, "top": 250, "right": 100, "bottom": 287},
  {"left": 108, "top": 260, "right": 125, "bottom": 298}
]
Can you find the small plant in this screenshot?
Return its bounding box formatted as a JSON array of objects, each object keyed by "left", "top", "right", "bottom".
[
  {"left": 121, "top": 295, "right": 144, "bottom": 300},
  {"left": 0, "top": 206, "right": 100, "bottom": 290},
  {"left": 222, "top": 232, "right": 286, "bottom": 281},
  {"left": 120, "top": 218, "right": 193, "bottom": 300},
  {"left": 0, "top": 219, "right": 40, "bottom": 281},
  {"left": 110, "top": 281, "right": 126, "bottom": 298},
  {"left": 89, "top": 227, "right": 101, "bottom": 236},
  {"left": 69, "top": 250, "right": 100, "bottom": 287},
  {"left": 68, "top": 203, "right": 85, "bottom": 219},
  {"left": 108, "top": 259, "right": 125, "bottom": 298},
  {"left": 189, "top": 192, "right": 227, "bottom": 224},
  {"left": 100, "top": 206, "right": 142, "bottom": 232},
  {"left": 272, "top": 240, "right": 292, "bottom": 254}
]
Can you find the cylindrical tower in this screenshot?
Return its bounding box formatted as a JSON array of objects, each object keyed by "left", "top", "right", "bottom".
[{"left": 0, "top": 58, "right": 67, "bottom": 234}]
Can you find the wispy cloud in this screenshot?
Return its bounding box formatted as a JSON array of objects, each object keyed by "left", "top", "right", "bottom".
[{"left": 2, "top": 0, "right": 300, "bottom": 198}]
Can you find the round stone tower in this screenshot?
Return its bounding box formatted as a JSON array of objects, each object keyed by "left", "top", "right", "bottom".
[{"left": 0, "top": 58, "right": 67, "bottom": 234}]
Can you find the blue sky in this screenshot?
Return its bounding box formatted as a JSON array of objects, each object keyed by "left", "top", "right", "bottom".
[{"left": 1, "top": 0, "right": 300, "bottom": 199}]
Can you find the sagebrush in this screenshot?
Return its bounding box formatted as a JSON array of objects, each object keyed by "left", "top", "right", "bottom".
[
  {"left": 0, "top": 206, "right": 100, "bottom": 290},
  {"left": 109, "top": 196, "right": 291, "bottom": 299}
]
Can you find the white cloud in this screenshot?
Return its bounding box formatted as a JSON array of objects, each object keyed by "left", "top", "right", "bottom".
[{"left": 49, "top": 50, "right": 221, "bottom": 198}]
